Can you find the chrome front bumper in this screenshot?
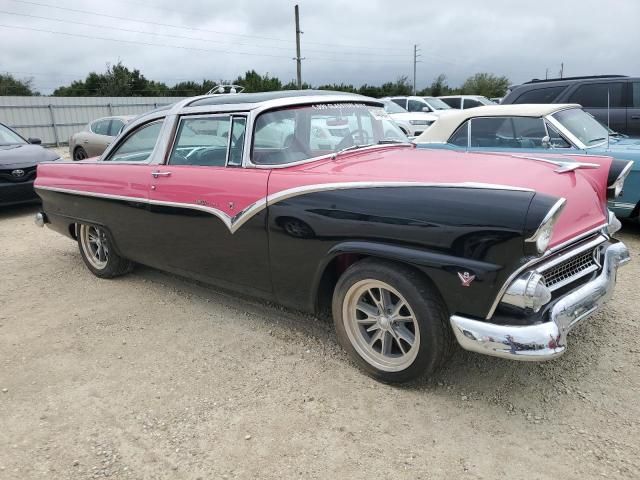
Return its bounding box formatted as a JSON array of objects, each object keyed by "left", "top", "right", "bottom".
[{"left": 450, "top": 241, "right": 630, "bottom": 361}]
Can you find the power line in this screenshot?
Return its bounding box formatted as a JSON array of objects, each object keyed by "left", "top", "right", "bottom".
[
  {"left": 0, "top": 23, "right": 293, "bottom": 59},
  {"left": 7, "top": 0, "right": 409, "bottom": 55},
  {"left": 0, "top": 23, "right": 414, "bottom": 66},
  {"left": 0, "top": 9, "right": 413, "bottom": 59}
]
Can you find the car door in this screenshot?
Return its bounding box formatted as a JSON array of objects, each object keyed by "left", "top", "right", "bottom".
[
  {"left": 86, "top": 119, "right": 114, "bottom": 157},
  {"left": 567, "top": 81, "right": 627, "bottom": 133},
  {"left": 147, "top": 114, "right": 272, "bottom": 295},
  {"left": 60, "top": 119, "right": 165, "bottom": 265},
  {"left": 628, "top": 81, "right": 640, "bottom": 137}
]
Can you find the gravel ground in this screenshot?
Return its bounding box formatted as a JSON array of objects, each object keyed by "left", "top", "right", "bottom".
[{"left": 1, "top": 204, "right": 639, "bottom": 480}]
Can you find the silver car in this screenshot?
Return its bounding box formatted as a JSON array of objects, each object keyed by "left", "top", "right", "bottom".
[{"left": 69, "top": 115, "right": 135, "bottom": 161}]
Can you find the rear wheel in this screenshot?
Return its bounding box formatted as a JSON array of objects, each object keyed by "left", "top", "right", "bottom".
[
  {"left": 77, "top": 224, "right": 133, "bottom": 278},
  {"left": 332, "top": 259, "right": 453, "bottom": 383},
  {"left": 73, "top": 146, "right": 88, "bottom": 161}
]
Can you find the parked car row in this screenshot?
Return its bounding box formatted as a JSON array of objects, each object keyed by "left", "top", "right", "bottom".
[{"left": 32, "top": 90, "right": 631, "bottom": 383}]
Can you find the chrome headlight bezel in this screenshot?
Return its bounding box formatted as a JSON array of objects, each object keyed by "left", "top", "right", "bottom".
[
  {"left": 526, "top": 198, "right": 566, "bottom": 255},
  {"left": 607, "top": 210, "right": 622, "bottom": 235},
  {"left": 608, "top": 161, "right": 633, "bottom": 199}
]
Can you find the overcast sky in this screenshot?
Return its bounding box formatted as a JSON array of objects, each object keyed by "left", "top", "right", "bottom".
[{"left": 1, "top": 0, "right": 639, "bottom": 95}]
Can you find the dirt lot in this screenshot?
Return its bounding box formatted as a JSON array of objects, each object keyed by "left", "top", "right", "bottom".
[{"left": 1, "top": 205, "right": 639, "bottom": 480}]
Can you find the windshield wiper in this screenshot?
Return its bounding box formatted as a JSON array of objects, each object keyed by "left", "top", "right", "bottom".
[
  {"left": 587, "top": 137, "right": 607, "bottom": 144},
  {"left": 331, "top": 143, "right": 374, "bottom": 159},
  {"left": 376, "top": 139, "right": 412, "bottom": 145}
]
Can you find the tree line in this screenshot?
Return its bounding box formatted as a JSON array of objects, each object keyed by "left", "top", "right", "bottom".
[{"left": 1, "top": 63, "right": 511, "bottom": 99}]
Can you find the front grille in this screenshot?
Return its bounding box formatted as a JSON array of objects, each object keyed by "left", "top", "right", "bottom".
[
  {"left": 0, "top": 166, "right": 37, "bottom": 183},
  {"left": 540, "top": 247, "right": 600, "bottom": 291}
]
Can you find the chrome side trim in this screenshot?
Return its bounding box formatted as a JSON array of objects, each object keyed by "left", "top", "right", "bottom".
[
  {"left": 451, "top": 240, "right": 630, "bottom": 361},
  {"left": 36, "top": 181, "right": 534, "bottom": 235},
  {"left": 486, "top": 224, "right": 609, "bottom": 319}
]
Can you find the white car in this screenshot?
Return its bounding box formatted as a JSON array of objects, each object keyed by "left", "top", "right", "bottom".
[
  {"left": 438, "top": 95, "right": 495, "bottom": 109},
  {"left": 381, "top": 100, "right": 437, "bottom": 137},
  {"left": 383, "top": 96, "right": 453, "bottom": 117}
]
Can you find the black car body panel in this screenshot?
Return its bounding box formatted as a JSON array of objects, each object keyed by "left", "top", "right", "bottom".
[{"left": 502, "top": 76, "right": 640, "bottom": 137}]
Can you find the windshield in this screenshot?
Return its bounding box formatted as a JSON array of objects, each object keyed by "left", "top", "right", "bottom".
[
  {"left": 0, "top": 124, "right": 27, "bottom": 145},
  {"left": 552, "top": 108, "right": 610, "bottom": 147},
  {"left": 422, "top": 97, "right": 451, "bottom": 110},
  {"left": 383, "top": 100, "right": 407, "bottom": 114},
  {"left": 252, "top": 103, "right": 408, "bottom": 165}
]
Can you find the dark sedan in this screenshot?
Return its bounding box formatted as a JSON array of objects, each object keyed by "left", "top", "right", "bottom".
[{"left": 0, "top": 123, "right": 60, "bottom": 207}]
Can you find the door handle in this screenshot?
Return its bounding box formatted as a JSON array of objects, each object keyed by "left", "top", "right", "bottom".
[
  {"left": 151, "top": 171, "right": 172, "bottom": 178},
  {"left": 632, "top": 115, "right": 640, "bottom": 120}
]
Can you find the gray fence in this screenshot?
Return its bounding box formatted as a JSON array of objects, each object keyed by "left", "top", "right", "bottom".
[{"left": 0, "top": 96, "right": 186, "bottom": 146}]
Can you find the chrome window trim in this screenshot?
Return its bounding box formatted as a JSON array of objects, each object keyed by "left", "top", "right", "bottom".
[
  {"left": 101, "top": 118, "right": 166, "bottom": 165},
  {"left": 486, "top": 225, "right": 609, "bottom": 319},
  {"left": 242, "top": 100, "right": 399, "bottom": 169},
  {"left": 163, "top": 112, "right": 239, "bottom": 167}
]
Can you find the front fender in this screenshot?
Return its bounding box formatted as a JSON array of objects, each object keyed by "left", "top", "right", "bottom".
[{"left": 322, "top": 241, "right": 503, "bottom": 315}]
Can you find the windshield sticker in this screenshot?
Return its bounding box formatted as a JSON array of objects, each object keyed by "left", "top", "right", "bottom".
[
  {"left": 311, "top": 103, "right": 368, "bottom": 110},
  {"left": 370, "top": 107, "right": 391, "bottom": 120}
]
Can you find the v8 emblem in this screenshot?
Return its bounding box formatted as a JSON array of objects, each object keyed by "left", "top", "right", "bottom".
[{"left": 458, "top": 271, "right": 475, "bottom": 287}]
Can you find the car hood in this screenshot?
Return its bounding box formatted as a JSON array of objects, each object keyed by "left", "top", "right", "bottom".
[
  {"left": 0, "top": 144, "right": 60, "bottom": 169},
  {"left": 270, "top": 146, "right": 611, "bottom": 248}
]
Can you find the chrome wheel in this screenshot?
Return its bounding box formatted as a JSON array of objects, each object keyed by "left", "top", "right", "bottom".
[
  {"left": 342, "top": 279, "right": 420, "bottom": 372},
  {"left": 80, "top": 224, "right": 109, "bottom": 270}
]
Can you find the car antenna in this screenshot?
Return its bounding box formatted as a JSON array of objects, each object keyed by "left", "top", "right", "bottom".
[{"left": 607, "top": 89, "right": 610, "bottom": 149}]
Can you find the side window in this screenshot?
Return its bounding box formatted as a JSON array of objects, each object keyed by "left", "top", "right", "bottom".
[
  {"left": 408, "top": 100, "right": 427, "bottom": 112},
  {"left": 391, "top": 98, "right": 406, "bottom": 109},
  {"left": 470, "top": 117, "right": 514, "bottom": 147},
  {"left": 106, "top": 121, "right": 163, "bottom": 163},
  {"left": 512, "top": 117, "right": 547, "bottom": 147},
  {"left": 169, "top": 116, "right": 231, "bottom": 166},
  {"left": 228, "top": 117, "right": 246, "bottom": 167},
  {"left": 568, "top": 82, "right": 625, "bottom": 108},
  {"left": 109, "top": 120, "right": 125, "bottom": 136},
  {"left": 545, "top": 123, "right": 572, "bottom": 148},
  {"left": 463, "top": 99, "right": 483, "bottom": 109},
  {"left": 92, "top": 119, "right": 110, "bottom": 135},
  {"left": 633, "top": 82, "right": 640, "bottom": 107},
  {"left": 448, "top": 120, "right": 469, "bottom": 147},
  {"left": 514, "top": 86, "right": 566, "bottom": 103},
  {"left": 441, "top": 98, "right": 461, "bottom": 109}
]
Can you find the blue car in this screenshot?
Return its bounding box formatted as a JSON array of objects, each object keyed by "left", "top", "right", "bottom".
[{"left": 415, "top": 104, "right": 639, "bottom": 219}]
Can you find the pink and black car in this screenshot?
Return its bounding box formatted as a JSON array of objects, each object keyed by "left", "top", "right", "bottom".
[{"left": 34, "top": 91, "right": 630, "bottom": 383}]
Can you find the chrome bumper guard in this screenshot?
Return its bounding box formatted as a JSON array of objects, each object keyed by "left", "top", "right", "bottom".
[{"left": 450, "top": 241, "right": 630, "bottom": 361}]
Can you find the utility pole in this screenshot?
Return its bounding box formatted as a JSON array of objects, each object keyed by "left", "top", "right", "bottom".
[
  {"left": 545, "top": 68, "right": 548, "bottom": 80},
  {"left": 413, "top": 44, "right": 421, "bottom": 95},
  {"left": 559, "top": 62, "right": 564, "bottom": 79},
  {"left": 294, "top": 5, "right": 303, "bottom": 89}
]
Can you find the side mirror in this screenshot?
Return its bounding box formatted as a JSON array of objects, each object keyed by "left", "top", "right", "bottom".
[
  {"left": 28, "top": 137, "right": 42, "bottom": 145},
  {"left": 541, "top": 135, "right": 551, "bottom": 149},
  {"left": 422, "top": 107, "right": 431, "bottom": 113}
]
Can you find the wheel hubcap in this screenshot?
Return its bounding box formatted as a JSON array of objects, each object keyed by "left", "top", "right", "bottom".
[
  {"left": 343, "top": 279, "right": 420, "bottom": 372},
  {"left": 80, "top": 225, "right": 109, "bottom": 269}
]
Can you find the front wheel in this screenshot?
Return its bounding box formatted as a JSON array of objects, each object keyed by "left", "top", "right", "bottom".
[
  {"left": 77, "top": 224, "right": 133, "bottom": 278},
  {"left": 332, "top": 259, "right": 453, "bottom": 383}
]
